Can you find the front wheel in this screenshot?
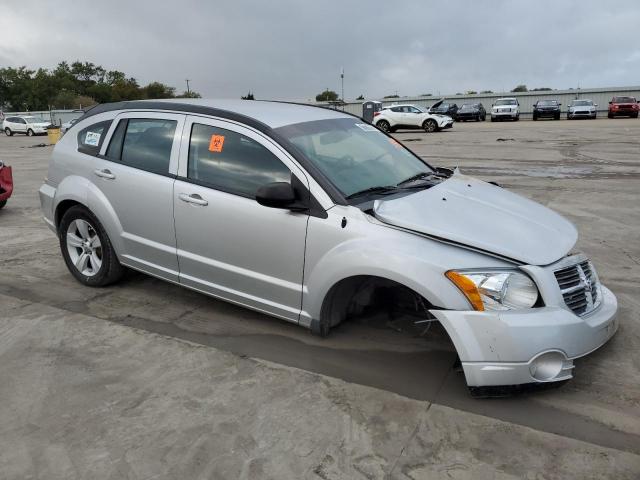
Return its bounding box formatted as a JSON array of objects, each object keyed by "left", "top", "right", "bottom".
[
  {"left": 514, "top": 115, "right": 520, "bottom": 121},
  {"left": 4, "top": 128, "right": 13, "bottom": 136},
  {"left": 422, "top": 119, "right": 437, "bottom": 133},
  {"left": 608, "top": 113, "right": 614, "bottom": 119},
  {"left": 376, "top": 120, "right": 390, "bottom": 132},
  {"left": 59, "top": 205, "right": 125, "bottom": 287},
  {"left": 0, "top": 200, "right": 6, "bottom": 209},
  {"left": 27, "top": 129, "right": 35, "bottom": 137},
  {"left": 633, "top": 113, "right": 639, "bottom": 119}
]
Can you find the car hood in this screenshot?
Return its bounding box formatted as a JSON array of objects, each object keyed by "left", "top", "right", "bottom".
[{"left": 373, "top": 171, "right": 577, "bottom": 266}]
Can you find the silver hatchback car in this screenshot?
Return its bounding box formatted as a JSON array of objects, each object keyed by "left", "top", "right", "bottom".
[{"left": 39, "top": 99, "right": 618, "bottom": 393}]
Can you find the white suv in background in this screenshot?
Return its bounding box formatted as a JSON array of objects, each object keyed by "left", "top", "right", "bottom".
[
  {"left": 3, "top": 115, "right": 50, "bottom": 136},
  {"left": 490, "top": 98, "right": 520, "bottom": 122},
  {"left": 374, "top": 104, "right": 454, "bottom": 133}
]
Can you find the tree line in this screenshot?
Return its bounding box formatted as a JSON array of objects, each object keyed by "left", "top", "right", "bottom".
[{"left": 0, "top": 61, "right": 201, "bottom": 112}]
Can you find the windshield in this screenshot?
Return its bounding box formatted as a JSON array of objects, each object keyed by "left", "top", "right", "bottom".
[
  {"left": 460, "top": 104, "right": 478, "bottom": 110},
  {"left": 613, "top": 97, "right": 636, "bottom": 103},
  {"left": 571, "top": 100, "right": 592, "bottom": 106},
  {"left": 276, "top": 118, "right": 433, "bottom": 198},
  {"left": 495, "top": 99, "right": 517, "bottom": 106},
  {"left": 434, "top": 103, "right": 449, "bottom": 109},
  {"left": 537, "top": 100, "right": 557, "bottom": 106}
]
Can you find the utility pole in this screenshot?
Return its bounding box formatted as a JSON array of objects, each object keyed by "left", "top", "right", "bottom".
[
  {"left": 185, "top": 79, "right": 191, "bottom": 96},
  {"left": 340, "top": 67, "right": 344, "bottom": 110}
]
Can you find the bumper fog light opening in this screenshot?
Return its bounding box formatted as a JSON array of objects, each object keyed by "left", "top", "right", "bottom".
[{"left": 529, "top": 351, "right": 566, "bottom": 381}]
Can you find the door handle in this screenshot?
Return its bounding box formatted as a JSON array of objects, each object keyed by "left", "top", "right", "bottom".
[
  {"left": 94, "top": 168, "right": 115, "bottom": 180},
  {"left": 179, "top": 193, "right": 208, "bottom": 206}
]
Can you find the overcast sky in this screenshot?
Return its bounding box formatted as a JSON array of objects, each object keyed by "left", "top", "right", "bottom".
[{"left": 1, "top": 0, "right": 639, "bottom": 101}]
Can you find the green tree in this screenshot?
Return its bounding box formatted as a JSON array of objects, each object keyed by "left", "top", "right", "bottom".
[
  {"left": 383, "top": 94, "right": 400, "bottom": 99},
  {"left": 241, "top": 91, "right": 255, "bottom": 100},
  {"left": 466, "top": 90, "right": 477, "bottom": 95},
  {"left": 511, "top": 84, "right": 528, "bottom": 92},
  {"left": 177, "top": 90, "right": 202, "bottom": 98},
  {"left": 316, "top": 90, "right": 339, "bottom": 102},
  {"left": 355, "top": 94, "right": 364, "bottom": 100},
  {"left": 142, "top": 81, "right": 176, "bottom": 99},
  {"left": 531, "top": 87, "right": 552, "bottom": 91},
  {"left": 480, "top": 90, "right": 493, "bottom": 94}
]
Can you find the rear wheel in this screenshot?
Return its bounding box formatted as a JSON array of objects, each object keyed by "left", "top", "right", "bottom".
[
  {"left": 422, "top": 119, "right": 437, "bottom": 133},
  {"left": 4, "top": 128, "right": 12, "bottom": 136},
  {"left": 0, "top": 200, "right": 6, "bottom": 209},
  {"left": 376, "top": 120, "right": 390, "bottom": 132},
  {"left": 633, "top": 113, "right": 639, "bottom": 119},
  {"left": 27, "top": 129, "right": 35, "bottom": 137},
  {"left": 554, "top": 113, "right": 560, "bottom": 120},
  {"left": 59, "top": 205, "right": 124, "bottom": 287},
  {"left": 608, "top": 113, "right": 614, "bottom": 119}
]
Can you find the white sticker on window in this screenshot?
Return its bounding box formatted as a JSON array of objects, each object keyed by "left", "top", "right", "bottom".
[
  {"left": 84, "top": 131, "right": 101, "bottom": 146},
  {"left": 354, "top": 123, "right": 378, "bottom": 132}
]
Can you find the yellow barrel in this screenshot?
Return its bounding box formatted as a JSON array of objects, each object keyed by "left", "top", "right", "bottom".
[{"left": 47, "top": 127, "right": 61, "bottom": 144}]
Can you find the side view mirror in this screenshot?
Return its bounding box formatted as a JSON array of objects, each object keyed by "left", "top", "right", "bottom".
[
  {"left": 558, "top": 103, "right": 562, "bottom": 106},
  {"left": 594, "top": 104, "right": 598, "bottom": 107},
  {"left": 256, "top": 182, "right": 297, "bottom": 209},
  {"left": 609, "top": 101, "right": 612, "bottom": 104}
]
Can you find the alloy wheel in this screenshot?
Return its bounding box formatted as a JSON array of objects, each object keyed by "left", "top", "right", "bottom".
[{"left": 66, "top": 219, "right": 103, "bottom": 277}]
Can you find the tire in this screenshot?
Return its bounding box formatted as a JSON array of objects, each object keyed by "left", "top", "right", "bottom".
[
  {"left": 482, "top": 115, "right": 486, "bottom": 121},
  {"left": 514, "top": 115, "right": 520, "bottom": 121},
  {"left": 608, "top": 113, "right": 614, "bottom": 119},
  {"left": 490, "top": 117, "right": 495, "bottom": 122},
  {"left": 59, "top": 205, "right": 124, "bottom": 287},
  {"left": 476, "top": 115, "right": 481, "bottom": 122},
  {"left": 4, "top": 128, "right": 13, "bottom": 136},
  {"left": 555, "top": 114, "right": 560, "bottom": 120},
  {"left": 27, "top": 129, "right": 35, "bottom": 137},
  {"left": 567, "top": 114, "right": 571, "bottom": 120},
  {"left": 376, "top": 120, "right": 390, "bottom": 132},
  {"left": 0, "top": 200, "right": 6, "bottom": 210},
  {"left": 633, "top": 113, "right": 639, "bottom": 119},
  {"left": 422, "top": 119, "right": 437, "bottom": 133},
  {"left": 533, "top": 114, "right": 538, "bottom": 121}
]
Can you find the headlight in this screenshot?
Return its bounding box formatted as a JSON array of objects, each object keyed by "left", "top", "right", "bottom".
[{"left": 445, "top": 270, "right": 539, "bottom": 311}]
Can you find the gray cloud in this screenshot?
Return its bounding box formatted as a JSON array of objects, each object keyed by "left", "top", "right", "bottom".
[{"left": 0, "top": 0, "right": 638, "bottom": 100}]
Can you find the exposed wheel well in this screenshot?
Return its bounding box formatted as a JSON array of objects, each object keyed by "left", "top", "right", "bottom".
[
  {"left": 315, "top": 275, "right": 437, "bottom": 336},
  {"left": 55, "top": 200, "right": 83, "bottom": 230}
]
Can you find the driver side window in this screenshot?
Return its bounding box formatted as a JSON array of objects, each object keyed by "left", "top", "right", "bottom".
[{"left": 187, "top": 123, "right": 291, "bottom": 198}]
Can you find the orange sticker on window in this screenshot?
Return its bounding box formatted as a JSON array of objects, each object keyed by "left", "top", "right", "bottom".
[{"left": 209, "top": 134, "right": 225, "bottom": 152}]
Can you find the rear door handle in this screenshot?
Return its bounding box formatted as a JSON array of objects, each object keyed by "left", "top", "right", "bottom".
[
  {"left": 94, "top": 168, "right": 115, "bottom": 180},
  {"left": 179, "top": 193, "right": 208, "bottom": 206}
]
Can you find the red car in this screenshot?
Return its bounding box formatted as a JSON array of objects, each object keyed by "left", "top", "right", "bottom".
[
  {"left": 0, "top": 161, "right": 13, "bottom": 209},
  {"left": 608, "top": 96, "right": 639, "bottom": 118}
]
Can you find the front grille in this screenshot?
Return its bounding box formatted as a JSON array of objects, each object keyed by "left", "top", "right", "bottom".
[{"left": 554, "top": 259, "right": 600, "bottom": 316}]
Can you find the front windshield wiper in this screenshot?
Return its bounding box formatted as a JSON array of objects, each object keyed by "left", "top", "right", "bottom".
[
  {"left": 345, "top": 185, "right": 398, "bottom": 200},
  {"left": 396, "top": 172, "right": 436, "bottom": 187}
]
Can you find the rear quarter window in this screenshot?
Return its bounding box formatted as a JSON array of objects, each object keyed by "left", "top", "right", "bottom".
[{"left": 77, "top": 120, "right": 112, "bottom": 156}]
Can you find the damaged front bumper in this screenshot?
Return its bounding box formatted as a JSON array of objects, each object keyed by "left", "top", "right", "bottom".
[{"left": 430, "top": 285, "right": 618, "bottom": 387}]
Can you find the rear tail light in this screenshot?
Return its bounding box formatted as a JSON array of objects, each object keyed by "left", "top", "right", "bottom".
[{"left": 374, "top": 112, "right": 381, "bottom": 117}]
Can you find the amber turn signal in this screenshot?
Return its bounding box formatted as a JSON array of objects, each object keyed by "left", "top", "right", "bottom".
[{"left": 445, "top": 271, "right": 485, "bottom": 311}]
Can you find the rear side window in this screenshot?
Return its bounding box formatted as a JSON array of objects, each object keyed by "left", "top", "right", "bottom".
[
  {"left": 77, "top": 120, "right": 112, "bottom": 155},
  {"left": 105, "top": 118, "right": 176, "bottom": 175},
  {"left": 187, "top": 123, "right": 290, "bottom": 197}
]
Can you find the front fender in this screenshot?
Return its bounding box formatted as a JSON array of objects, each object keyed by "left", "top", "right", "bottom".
[{"left": 300, "top": 210, "right": 512, "bottom": 326}]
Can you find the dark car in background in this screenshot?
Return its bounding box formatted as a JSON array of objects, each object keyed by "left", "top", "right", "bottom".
[
  {"left": 608, "top": 96, "right": 638, "bottom": 118},
  {"left": 533, "top": 100, "right": 561, "bottom": 120},
  {"left": 428, "top": 100, "right": 459, "bottom": 120},
  {"left": 456, "top": 103, "right": 486, "bottom": 121}
]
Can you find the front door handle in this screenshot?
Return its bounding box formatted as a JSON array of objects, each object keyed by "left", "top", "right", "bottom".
[
  {"left": 94, "top": 168, "right": 115, "bottom": 180},
  {"left": 179, "top": 193, "right": 208, "bottom": 206}
]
